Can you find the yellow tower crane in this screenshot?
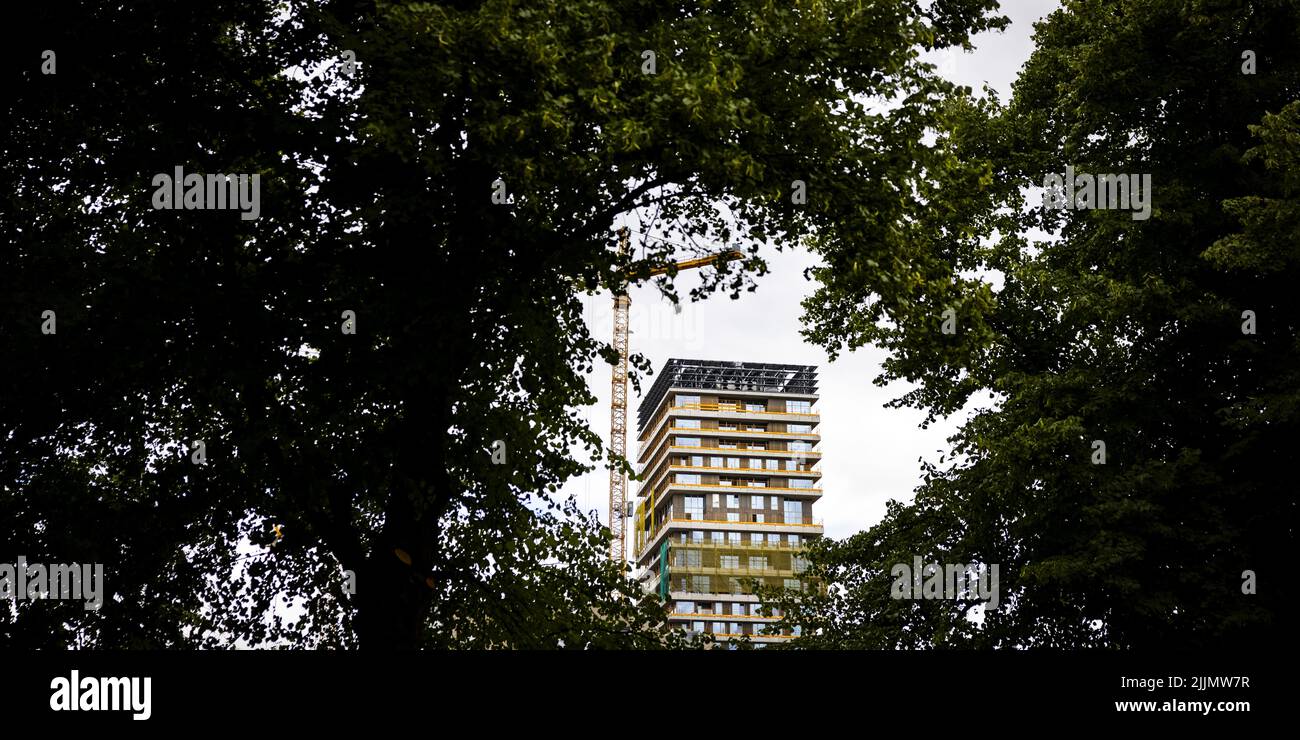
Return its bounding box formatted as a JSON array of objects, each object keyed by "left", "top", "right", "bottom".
[{"left": 608, "top": 227, "right": 744, "bottom": 562}]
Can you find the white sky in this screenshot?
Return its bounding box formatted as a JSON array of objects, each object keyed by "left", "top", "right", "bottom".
[{"left": 560, "top": 0, "right": 1061, "bottom": 551}]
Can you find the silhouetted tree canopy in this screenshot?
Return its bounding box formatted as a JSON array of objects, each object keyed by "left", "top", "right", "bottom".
[{"left": 774, "top": 0, "right": 1296, "bottom": 648}]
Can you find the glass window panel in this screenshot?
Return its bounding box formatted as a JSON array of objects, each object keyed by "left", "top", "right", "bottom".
[{"left": 684, "top": 496, "right": 704, "bottom": 517}]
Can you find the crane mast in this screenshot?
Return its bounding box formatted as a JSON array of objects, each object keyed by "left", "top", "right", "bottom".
[{"left": 608, "top": 233, "right": 632, "bottom": 562}]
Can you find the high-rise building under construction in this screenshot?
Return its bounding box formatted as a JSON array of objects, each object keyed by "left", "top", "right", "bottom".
[{"left": 632, "top": 359, "right": 822, "bottom": 644}]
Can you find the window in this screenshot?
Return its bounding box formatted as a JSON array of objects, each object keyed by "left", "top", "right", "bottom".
[
  {"left": 727, "top": 494, "right": 740, "bottom": 508},
  {"left": 711, "top": 531, "right": 724, "bottom": 544},
  {"left": 730, "top": 622, "right": 743, "bottom": 635},
  {"left": 691, "top": 575, "right": 710, "bottom": 593},
  {"left": 675, "top": 549, "right": 702, "bottom": 567},
  {"left": 676, "top": 473, "right": 702, "bottom": 485},
  {"left": 785, "top": 400, "right": 812, "bottom": 414},
  {"left": 787, "top": 423, "right": 813, "bottom": 433},
  {"left": 749, "top": 556, "right": 768, "bottom": 570},
  {"left": 746, "top": 402, "right": 765, "bottom": 412},
  {"left": 751, "top": 513, "right": 765, "bottom": 523},
  {"left": 790, "top": 478, "right": 813, "bottom": 489},
  {"left": 677, "top": 601, "right": 695, "bottom": 614},
  {"left": 769, "top": 496, "right": 779, "bottom": 509},
  {"left": 711, "top": 493, "right": 720, "bottom": 508},
  {"left": 677, "top": 436, "right": 701, "bottom": 447},
  {"left": 728, "top": 532, "right": 741, "bottom": 545},
  {"left": 728, "top": 578, "right": 743, "bottom": 594},
  {"left": 709, "top": 456, "right": 722, "bottom": 468},
  {"left": 726, "top": 457, "right": 741, "bottom": 468},
  {"left": 690, "top": 455, "right": 705, "bottom": 466},
  {"left": 789, "top": 440, "right": 812, "bottom": 452},
  {"left": 751, "top": 533, "right": 763, "bottom": 545},
  {"left": 768, "top": 534, "right": 781, "bottom": 545},
  {"left": 792, "top": 556, "right": 809, "bottom": 574},
  {"left": 765, "top": 459, "right": 779, "bottom": 470},
  {"left": 676, "top": 418, "right": 701, "bottom": 429},
  {"left": 720, "top": 555, "right": 739, "bottom": 569},
  {"left": 750, "top": 603, "right": 763, "bottom": 616},
  {"left": 691, "top": 531, "right": 704, "bottom": 543},
  {"left": 718, "top": 422, "right": 737, "bottom": 431},
  {"left": 677, "top": 394, "right": 700, "bottom": 407},
  {"left": 727, "top": 513, "right": 740, "bottom": 522},
  {"left": 784, "top": 500, "right": 803, "bottom": 524},
  {"left": 784, "top": 459, "right": 799, "bottom": 471},
  {"left": 787, "top": 534, "right": 800, "bottom": 546},
  {"left": 732, "top": 603, "right": 746, "bottom": 615},
  {"left": 784, "top": 579, "right": 802, "bottom": 592},
  {"left": 692, "top": 620, "right": 705, "bottom": 633},
  {"left": 684, "top": 496, "right": 704, "bottom": 519}
]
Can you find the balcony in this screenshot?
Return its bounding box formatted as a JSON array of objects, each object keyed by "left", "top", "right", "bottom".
[
  {"left": 667, "top": 565, "right": 800, "bottom": 579},
  {"left": 637, "top": 516, "right": 824, "bottom": 556},
  {"left": 664, "top": 481, "right": 823, "bottom": 495},
  {"left": 637, "top": 462, "right": 821, "bottom": 497},
  {"left": 639, "top": 423, "right": 820, "bottom": 459},
  {"left": 668, "top": 611, "right": 778, "bottom": 622}
]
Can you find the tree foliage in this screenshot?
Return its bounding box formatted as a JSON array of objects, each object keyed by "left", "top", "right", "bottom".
[{"left": 779, "top": 0, "right": 1298, "bottom": 648}]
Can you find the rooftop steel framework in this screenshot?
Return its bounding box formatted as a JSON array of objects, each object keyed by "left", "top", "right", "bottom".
[{"left": 637, "top": 358, "right": 818, "bottom": 429}]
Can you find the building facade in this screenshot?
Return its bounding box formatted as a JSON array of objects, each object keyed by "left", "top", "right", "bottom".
[{"left": 631, "top": 359, "right": 822, "bottom": 645}]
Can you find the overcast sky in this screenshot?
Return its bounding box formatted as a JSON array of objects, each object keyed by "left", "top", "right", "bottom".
[{"left": 560, "top": 0, "right": 1062, "bottom": 550}]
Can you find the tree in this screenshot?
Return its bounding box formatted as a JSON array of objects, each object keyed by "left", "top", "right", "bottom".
[
  {"left": 0, "top": 0, "right": 1005, "bottom": 648},
  {"left": 779, "top": 0, "right": 1298, "bottom": 648}
]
